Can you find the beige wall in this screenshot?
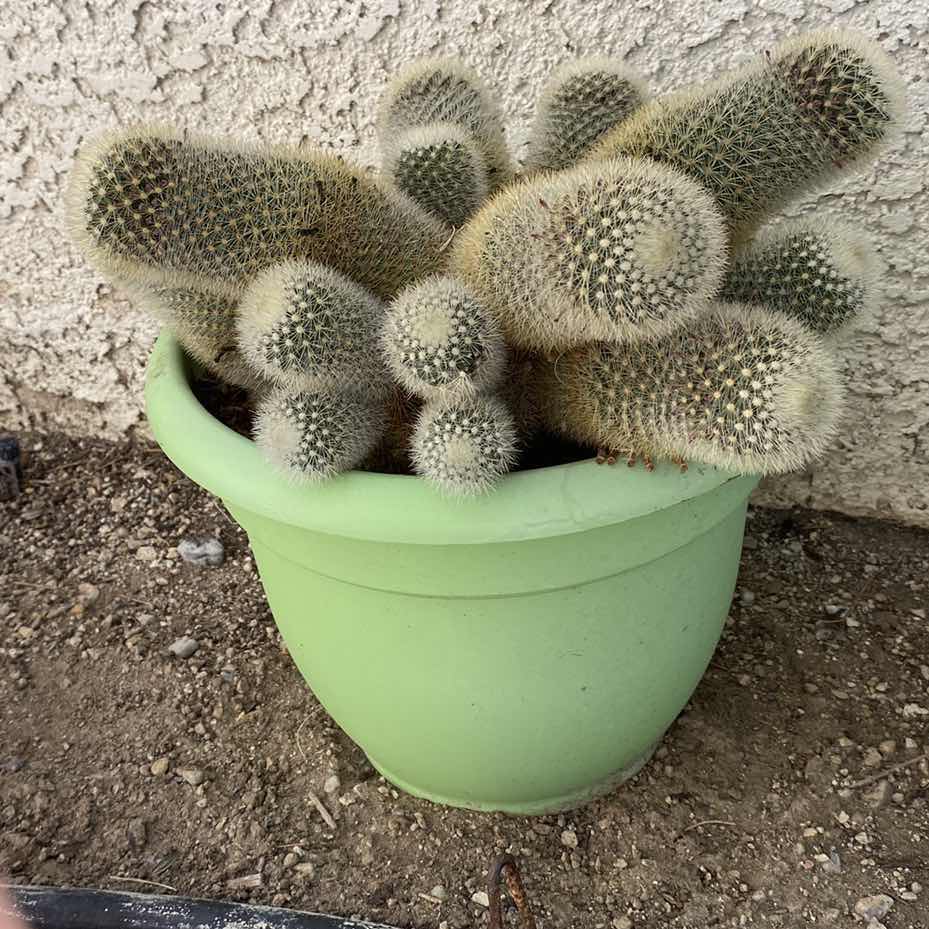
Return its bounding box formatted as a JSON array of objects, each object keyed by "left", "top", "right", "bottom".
[{"left": 1, "top": 0, "right": 927, "bottom": 523}]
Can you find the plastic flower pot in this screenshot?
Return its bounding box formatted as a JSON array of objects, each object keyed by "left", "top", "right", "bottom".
[{"left": 145, "top": 331, "right": 759, "bottom": 814}]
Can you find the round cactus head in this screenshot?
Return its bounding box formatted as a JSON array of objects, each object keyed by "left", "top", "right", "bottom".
[
  {"left": 376, "top": 57, "right": 513, "bottom": 190},
  {"left": 237, "top": 260, "right": 387, "bottom": 391},
  {"left": 452, "top": 156, "right": 727, "bottom": 352},
  {"left": 720, "top": 219, "right": 878, "bottom": 332},
  {"left": 384, "top": 122, "right": 489, "bottom": 228},
  {"left": 525, "top": 57, "right": 648, "bottom": 173},
  {"left": 255, "top": 385, "right": 386, "bottom": 483},
  {"left": 381, "top": 276, "right": 505, "bottom": 398},
  {"left": 411, "top": 390, "right": 518, "bottom": 495}
]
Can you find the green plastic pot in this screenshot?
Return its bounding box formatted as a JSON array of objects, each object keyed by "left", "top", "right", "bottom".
[{"left": 145, "top": 331, "right": 758, "bottom": 814}]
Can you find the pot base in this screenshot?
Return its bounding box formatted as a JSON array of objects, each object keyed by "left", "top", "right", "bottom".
[{"left": 368, "top": 741, "right": 660, "bottom": 815}]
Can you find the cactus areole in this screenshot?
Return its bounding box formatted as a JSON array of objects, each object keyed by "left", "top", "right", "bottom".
[{"left": 146, "top": 332, "right": 757, "bottom": 813}]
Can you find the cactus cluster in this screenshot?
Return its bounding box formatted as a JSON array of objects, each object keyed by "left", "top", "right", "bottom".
[
  {"left": 524, "top": 58, "right": 648, "bottom": 173},
  {"left": 67, "top": 28, "right": 905, "bottom": 493}
]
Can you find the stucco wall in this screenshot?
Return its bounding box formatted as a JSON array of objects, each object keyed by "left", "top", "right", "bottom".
[{"left": 1, "top": 0, "right": 927, "bottom": 523}]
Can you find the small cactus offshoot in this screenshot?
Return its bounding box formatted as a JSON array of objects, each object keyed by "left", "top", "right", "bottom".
[
  {"left": 411, "top": 390, "right": 518, "bottom": 495},
  {"left": 524, "top": 57, "right": 648, "bottom": 173},
  {"left": 132, "top": 284, "right": 259, "bottom": 388},
  {"left": 255, "top": 385, "right": 386, "bottom": 483},
  {"left": 720, "top": 219, "right": 877, "bottom": 332},
  {"left": 452, "top": 156, "right": 727, "bottom": 352},
  {"left": 384, "top": 123, "right": 489, "bottom": 228},
  {"left": 539, "top": 303, "right": 845, "bottom": 474},
  {"left": 381, "top": 276, "right": 505, "bottom": 398},
  {"left": 237, "top": 260, "right": 387, "bottom": 391},
  {"left": 589, "top": 31, "right": 904, "bottom": 238},
  {"left": 377, "top": 57, "right": 513, "bottom": 191},
  {"left": 66, "top": 125, "right": 449, "bottom": 300}
]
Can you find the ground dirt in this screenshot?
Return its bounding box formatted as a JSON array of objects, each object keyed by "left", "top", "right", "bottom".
[{"left": 1, "top": 433, "right": 928, "bottom": 929}]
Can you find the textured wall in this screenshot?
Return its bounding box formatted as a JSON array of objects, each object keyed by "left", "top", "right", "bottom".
[{"left": 1, "top": 0, "right": 927, "bottom": 523}]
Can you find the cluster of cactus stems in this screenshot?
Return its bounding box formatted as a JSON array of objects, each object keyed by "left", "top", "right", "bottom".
[{"left": 68, "top": 29, "right": 905, "bottom": 495}]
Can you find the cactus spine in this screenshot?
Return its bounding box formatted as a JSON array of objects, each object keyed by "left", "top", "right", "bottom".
[
  {"left": 255, "top": 385, "right": 387, "bottom": 483},
  {"left": 524, "top": 57, "right": 648, "bottom": 173},
  {"left": 377, "top": 57, "right": 513, "bottom": 191},
  {"left": 589, "top": 31, "right": 905, "bottom": 238},
  {"left": 65, "top": 125, "right": 449, "bottom": 301},
  {"left": 381, "top": 276, "right": 505, "bottom": 398},
  {"left": 452, "top": 157, "right": 727, "bottom": 353},
  {"left": 720, "top": 219, "right": 877, "bottom": 332},
  {"left": 384, "top": 123, "right": 489, "bottom": 228},
  {"left": 539, "top": 303, "right": 844, "bottom": 474},
  {"left": 237, "top": 260, "right": 387, "bottom": 391},
  {"left": 411, "top": 390, "right": 518, "bottom": 495},
  {"left": 131, "top": 284, "right": 259, "bottom": 388}
]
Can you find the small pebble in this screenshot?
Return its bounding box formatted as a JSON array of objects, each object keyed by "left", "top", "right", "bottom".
[
  {"left": 136, "top": 545, "right": 157, "bottom": 563},
  {"left": 613, "top": 918, "right": 633, "bottom": 929},
  {"left": 177, "top": 766, "right": 205, "bottom": 786},
  {"left": 77, "top": 583, "right": 100, "bottom": 606},
  {"left": 472, "top": 891, "right": 490, "bottom": 908},
  {"left": 430, "top": 885, "right": 447, "bottom": 902},
  {"left": 561, "top": 829, "right": 578, "bottom": 849},
  {"left": 824, "top": 604, "right": 844, "bottom": 616},
  {"left": 294, "top": 862, "right": 315, "bottom": 878},
  {"left": 853, "top": 895, "right": 893, "bottom": 921},
  {"left": 178, "top": 537, "right": 225, "bottom": 567},
  {"left": 168, "top": 636, "right": 199, "bottom": 658},
  {"left": 283, "top": 852, "right": 299, "bottom": 868},
  {"left": 150, "top": 756, "right": 170, "bottom": 776},
  {"left": 323, "top": 774, "right": 341, "bottom": 795},
  {"left": 879, "top": 740, "right": 896, "bottom": 756},
  {"left": 863, "top": 747, "right": 883, "bottom": 767},
  {"left": 739, "top": 590, "right": 755, "bottom": 606}
]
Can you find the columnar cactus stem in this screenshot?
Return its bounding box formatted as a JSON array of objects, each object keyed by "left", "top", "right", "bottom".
[
  {"left": 524, "top": 57, "right": 648, "bottom": 173},
  {"left": 720, "top": 219, "right": 877, "bottom": 332},
  {"left": 539, "top": 303, "right": 845, "bottom": 474},
  {"left": 66, "top": 125, "right": 449, "bottom": 300},
  {"left": 452, "top": 157, "right": 727, "bottom": 352},
  {"left": 237, "top": 260, "right": 388, "bottom": 391},
  {"left": 589, "top": 30, "right": 905, "bottom": 237},
  {"left": 377, "top": 57, "right": 513, "bottom": 191}
]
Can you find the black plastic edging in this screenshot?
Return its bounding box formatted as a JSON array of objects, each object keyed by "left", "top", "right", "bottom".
[{"left": 5, "top": 887, "right": 400, "bottom": 929}]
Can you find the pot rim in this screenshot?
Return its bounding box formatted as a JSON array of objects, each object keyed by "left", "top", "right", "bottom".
[{"left": 145, "top": 330, "right": 756, "bottom": 545}]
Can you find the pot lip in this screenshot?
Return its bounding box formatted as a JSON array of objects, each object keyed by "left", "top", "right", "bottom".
[{"left": 145, "top": 330, "right": 758, "bottom": 545}]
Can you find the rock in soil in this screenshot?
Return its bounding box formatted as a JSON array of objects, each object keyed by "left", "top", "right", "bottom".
[{"left": 178, "top": 537, "right": 225, "bottom": 567}]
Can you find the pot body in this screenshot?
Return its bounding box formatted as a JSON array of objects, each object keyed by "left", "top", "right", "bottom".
[{"left": 146, "top": 333, "right": 758, "bottom": 813}]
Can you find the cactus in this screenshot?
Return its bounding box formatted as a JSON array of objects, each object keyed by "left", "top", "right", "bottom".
[
  {"left": 131, "top": 284, "right": 260, "bottom": 388},
  {"left": 65, "top": 125, "right": 449, "bottom": 301},
  {"left": 237, "top": 260, "right": 387, "bottom": 391},
  {"left": 381, "top": 276, "right": 505, "bottom": 398},
  {"left": 588, "top": 30, "right": 905, "bottom": 238},
  {"left": 377, "top": 57, "right": 513, "bottom": 191},
  {"left": 524, "top": 57, "right": 648, "bottom": 173},
  {"left": 719, "top": 219, "right": 877, "bottom": 332},
  {"left": 384, "top": 123, "right": 489, "bottom": 228},
  {"left": 539, "top": 303, "right": 844, "bottom": 474},
  {"left": 411, "top": 390, "right": 518, "bottom": 495},
  {"left": 255, "top": 385, "right": 386, "bottom": 483},
  {"left": 452, "top": 156, "right": 727, "bottom": 352}
]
